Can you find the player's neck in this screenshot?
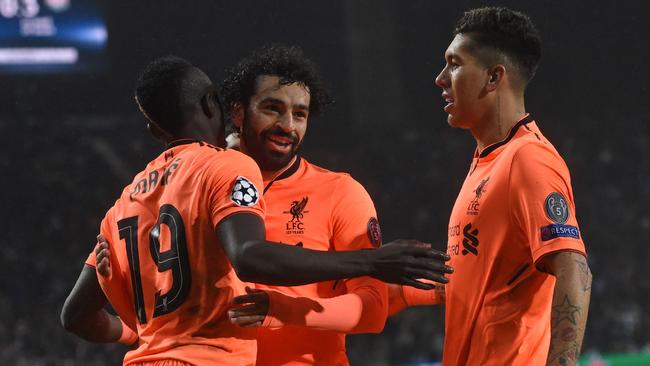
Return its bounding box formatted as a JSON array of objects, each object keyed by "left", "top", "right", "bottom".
[
  {"left": 471, "top": 94, "right": 526, "bottom": 152},
  {"left": 261, "top": 155, "right": 298, "bottom": 182},
  {"left": 172, "top": 126, "right": 219, "bottom": 146}
]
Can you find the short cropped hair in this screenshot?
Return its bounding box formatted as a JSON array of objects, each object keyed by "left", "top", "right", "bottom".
[
  {"left": 134, "top": 55, "right": 196, "bottom": 134},
  {"left": 220, "top": 44, "right": 332, "bottom": 118},
  {"left": 454, "top": 7, "right": 542, "bottom": 86}
]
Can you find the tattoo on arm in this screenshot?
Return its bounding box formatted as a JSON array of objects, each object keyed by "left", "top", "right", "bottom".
[
  {"left": 552, "top": 295, "right": 580, "bottom": 326},
  {"left": 574, "top": 257, "right": 592, "bottom": 292},
  {"left": 549, "top": 295, "right": 582, "bottom": 363},
  {"left": 546, "top": 252, "right": 591, "bottom": 366}
]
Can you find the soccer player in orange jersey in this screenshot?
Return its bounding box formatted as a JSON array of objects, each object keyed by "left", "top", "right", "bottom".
[
  {"left": 60, "top": 56, "right": 452, "bottom": 366},
  {"left": 391, "top": 7, "right": 593, "bottom": 366},
  {"left": 219, "top": 45, "right": 451, "bottom": 366}
]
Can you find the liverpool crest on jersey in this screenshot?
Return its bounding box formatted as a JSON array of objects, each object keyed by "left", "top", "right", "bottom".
[
  {"left": 284, "top": 197, "right": 309, "bottom": 234},
  {"left": 467, "top": 176, "right": 490, "bottom": 215}
]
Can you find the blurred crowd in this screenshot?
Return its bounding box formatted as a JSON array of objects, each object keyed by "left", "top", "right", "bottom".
[{"left": 2, "top": 110, "right": 648, "bottom": 365}]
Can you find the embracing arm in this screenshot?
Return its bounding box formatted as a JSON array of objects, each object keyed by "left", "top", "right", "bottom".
[
  {"left": 60, "top": 264, "right": 136, "bottom": 344},
  {"left": 540, "top": 251, "right": 592, "bottom": 366},
  {"left": 236, "top": 278, "right": 388, "bottom": 333},
  {"left": 217, "top": 212, "right": 451, "bottom": 288},
  {"left": 388, "top": 282, "right": 445, "bottom": 316}
]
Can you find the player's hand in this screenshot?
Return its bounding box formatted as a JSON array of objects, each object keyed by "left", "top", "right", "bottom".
[
  {"left": 369, "top": 239, "right": 452, "bottom": 289},
  {"left": 95, "top": 234, "right": 111, "bottom": 278},
  {"left": 228, "top": 286, "right": 269, "bottom": 328}
]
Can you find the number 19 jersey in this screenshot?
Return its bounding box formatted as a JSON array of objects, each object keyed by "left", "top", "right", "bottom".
[{"left": 91, "top": 141, "right": 265, "bottom": 366}]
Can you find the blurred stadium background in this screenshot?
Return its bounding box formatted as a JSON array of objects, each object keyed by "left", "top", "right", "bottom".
[{"left": 1, "top": 0, "right": 648, "bottom": 365}]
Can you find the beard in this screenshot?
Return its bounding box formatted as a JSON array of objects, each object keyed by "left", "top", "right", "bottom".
[{"left": 240, "top": 115, "right": 302, "bottom": 172}]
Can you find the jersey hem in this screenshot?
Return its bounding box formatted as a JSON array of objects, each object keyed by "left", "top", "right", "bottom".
[{"left": 532, "top": 240, "right": 586, "bottom": 265}]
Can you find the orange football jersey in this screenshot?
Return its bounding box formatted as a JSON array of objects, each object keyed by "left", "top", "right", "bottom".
[
  {"left": 87, "top": 141, "right": 265, "bottom": 366},
  {"left": 254, "top": 157, "right": 387, "bottom": 366},
  {"left": 443, "top": 114, "right": 586, "bottom": 365}
]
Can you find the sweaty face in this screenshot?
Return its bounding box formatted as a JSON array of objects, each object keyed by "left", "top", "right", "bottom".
[
  {"left": 435, "top": 34, "right": 491, "bottom": 129},
  {"left": 239, "top": 75, "right": 310, "bottom": 173}
]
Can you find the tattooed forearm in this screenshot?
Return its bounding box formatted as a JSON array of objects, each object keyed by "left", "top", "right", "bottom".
[
  {"left": 543, "top": 252, "right": 592, "bottom": 366},
  {"left": 548, "top": 296, "right": 582, "bottom": 364},
  {"left": 548, "top": 344, "right": 578, "bottom": 365},
  {"left": 574, "top": 257, "right": 592, "bottom": 292},
  {"left": 552, "top": 295, "right": 580, "bottom": 326}
]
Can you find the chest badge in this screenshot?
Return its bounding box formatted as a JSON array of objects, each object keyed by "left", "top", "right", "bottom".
[
  {"left": 284, "top": 196, "right": 309, "bottom": 235},
  {"left": 467, "top": 176, "right": 490, "bottom": 216}
]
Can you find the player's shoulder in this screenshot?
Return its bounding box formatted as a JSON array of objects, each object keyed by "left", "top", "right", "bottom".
[
  {"left": 508, "top": 128, "right": 572, "bottom": 179},
  {"left": 192, "top": 145, "right": 259, "bottom": 170},
  {"left": 508, "top": 125, "right": 564, "bottom": 164},
  {"left": 304, "top": 159, "right": 363, "bottom": 188},
  {"left": 512, "top": 138, "right": 564, "bottom": 163},
  {"left": 304, "top": 160, "right": 372, "bottom": 203}
]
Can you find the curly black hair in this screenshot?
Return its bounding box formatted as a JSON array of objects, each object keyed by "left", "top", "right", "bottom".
[
  {"left": 454, "top": 7, "right": 542, "bottom": 86},
  {"left": 220, "top": 44, "right": 332, "bottom": 119}
]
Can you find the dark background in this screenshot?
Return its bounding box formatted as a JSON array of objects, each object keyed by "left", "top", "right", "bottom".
[{"left": 2, "top": 0, "right": 648, "bottom": 364}]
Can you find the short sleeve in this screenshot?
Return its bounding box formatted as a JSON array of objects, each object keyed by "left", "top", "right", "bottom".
[
  {"left": 203, "top": 151, "right": 265, "bottom": 228},
  {"left": 509, "top": 143, "right": 586, "bottom": 264},
  {"left": 85, "top": 206, "right": 117, "bottom": 267},
  {"left": 85, "top": 250, "right": 96, "bottom": 267},
  {"left": 331, "top": 175, "right": 381, "bottom": 251},
  {"left": 95, "top": 206, "right": 139, "bottom": 331}
]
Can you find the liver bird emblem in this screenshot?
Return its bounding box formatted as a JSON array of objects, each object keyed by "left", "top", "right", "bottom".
[{"left": 289, "top": 197, "right": 309, "bottom": 222}]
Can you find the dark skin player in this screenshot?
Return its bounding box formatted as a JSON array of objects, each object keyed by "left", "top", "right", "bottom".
[{"left": 60, "top": 56, "right": 451, "bottom": 344}]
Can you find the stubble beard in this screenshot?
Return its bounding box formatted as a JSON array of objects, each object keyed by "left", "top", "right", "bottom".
[{"left": 241, "top": 117, "right": 301, "bottom": 173}]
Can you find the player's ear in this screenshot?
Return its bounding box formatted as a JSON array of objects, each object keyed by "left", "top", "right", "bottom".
[
  {"left": 201, "top": 91, "right": 217, "bottom": 119},
  {"left": 231, "top": 102, "right": 244, "bottom": 130},
  {"left": 486, "top": 64, "right": 505, "bottom": 92}
]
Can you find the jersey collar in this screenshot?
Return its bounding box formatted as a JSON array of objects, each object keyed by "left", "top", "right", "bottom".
[
  {"left": 477, "top": 113, "right": 534, "bottom": 158},
  {"left": 165, "top": 138, "right": 201, "bottom": 149},
  {"left": 263, "top": 156, "right": 302, "bottom": 194}
]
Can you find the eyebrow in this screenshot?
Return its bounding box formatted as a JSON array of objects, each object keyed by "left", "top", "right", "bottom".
[
  {"left": 446, "top": 52, "right": 460, "bottom": 62},
  {"left": 260, "top": 97, "right": 309, "bottom": 111}
]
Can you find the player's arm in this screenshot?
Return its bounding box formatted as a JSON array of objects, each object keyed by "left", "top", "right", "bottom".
[
  {"left": 235, "top": 177, "right": 392, "bottom": 334},
  {"left": 509, "top": 144, "right": 591, "bottom": 366},
  {"left": 209, "top": 154, "right": 451, "bottom": 287},
  {"left": 217, "top": 212, "right": 451, "bottom": 288},
  {"left": 387, "top": 282, "right": 445, "bottom": 316},
  {"left": 229, "top": 279, "right": 443, "bottom": 332},
  {"left": 230, "top": 177, "right": 448, "bottom": 332},
  {"left": 60, "top": 260, "right": 136, "bottom": 345},
  {"left": 230, "top": 279, "right": 385, "bottom": 333},
  {"left": 539, "top": 251, "right": 592, "bottom": 366}
]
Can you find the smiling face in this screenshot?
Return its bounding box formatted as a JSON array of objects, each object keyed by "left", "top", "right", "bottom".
[
  {"left": 232, "top": 75, "right": 310, "bottom": 174},
  {"left": 435, "top": 34, "right": 492, "bottom": 130}
]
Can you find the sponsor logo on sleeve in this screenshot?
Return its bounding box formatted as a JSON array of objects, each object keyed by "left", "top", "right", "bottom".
[
  {"left": 540, "top": 223, "right": 580, "bottom": 241},
  {"left": 367, "top": 217, "right": 382, "bottom": 247},
  {"left": 545, "top": 192, "right": 569, "bottom": 223},
  {"left": 231, "top": 176, "right": 259, "bottom": 207}
]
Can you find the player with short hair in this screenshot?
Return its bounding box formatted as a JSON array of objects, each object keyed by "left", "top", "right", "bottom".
[
  {"left": 392, "top": 7, "right": 592, "bottom": 365},
  {"left": 220, "top": 44, "right": 452, "bottom": 365},
  {"left": 60, "top": 55, "right": 451, "bottom": 366}
]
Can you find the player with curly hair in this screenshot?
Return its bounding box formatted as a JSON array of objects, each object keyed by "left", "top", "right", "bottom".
[
  {"left": 219, "top": 44, "right": 452, "bottom": 366},
  {"left": 60, "top": 54, "right": 452, "bottom": 366}
]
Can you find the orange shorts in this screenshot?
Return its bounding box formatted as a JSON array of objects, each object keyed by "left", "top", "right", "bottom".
[{"left": 128, "top": 360, "right": 193, "bottom": 366}]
